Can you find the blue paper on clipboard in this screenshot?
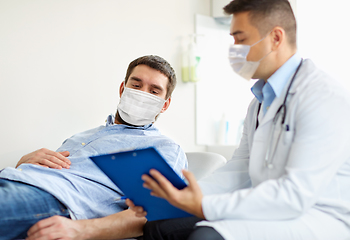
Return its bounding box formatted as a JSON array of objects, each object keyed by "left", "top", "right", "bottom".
[{"left": 90, "top": 147, "right": 192, "bottom": 221}]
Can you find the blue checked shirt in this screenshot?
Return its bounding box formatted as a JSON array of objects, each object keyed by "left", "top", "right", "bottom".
[{"left": 0, "top": 114, "right": 187, "bottom": 220}]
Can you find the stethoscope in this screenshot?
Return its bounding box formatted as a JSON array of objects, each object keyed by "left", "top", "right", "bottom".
[{"left": 256, "top": 59, "right": 304, "bottom": 169}]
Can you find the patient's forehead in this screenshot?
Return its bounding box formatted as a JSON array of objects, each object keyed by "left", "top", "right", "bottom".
[{"left": 129, "top": 65, "right": 168, "bottom": 84}]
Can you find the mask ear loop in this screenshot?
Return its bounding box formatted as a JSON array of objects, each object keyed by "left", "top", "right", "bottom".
[
  {"left": 249, "top": 30, "right": 274, "bottom": 62},
  {"left": 123, "top": 81, "right": 127, "bottom": 92},
  {"left": 250, "top": 29, "right": 274, "bottom": 47},
  {"left": 256, "top": 50, "right": 273, "bottom": 62}
]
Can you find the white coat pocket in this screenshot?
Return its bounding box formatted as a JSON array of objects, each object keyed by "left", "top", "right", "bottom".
[{"left": 283, "top": 125, "right": 295, "bottom": 145}]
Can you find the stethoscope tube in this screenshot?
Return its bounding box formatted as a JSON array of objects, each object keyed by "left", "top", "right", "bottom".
[
  {"left": 278, "top": 59, "right": 304, "bottom": 125},
  {"left": 262, "top": 59, "right": 304, "bottom": 169}
]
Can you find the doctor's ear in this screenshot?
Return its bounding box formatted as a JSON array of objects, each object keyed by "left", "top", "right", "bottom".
[
  {"left": 270, "top": 27, "right": 284, "bottom": 50},
  {"left": 160, "top": 97, "right": 171, "bottom": 113}
]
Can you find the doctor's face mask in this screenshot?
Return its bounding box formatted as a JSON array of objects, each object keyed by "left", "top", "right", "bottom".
[
  {"left": 117, "top": 86, "right": 166, "bottom": 126},
  {"left": 228, "top": 32, "right": 271, "bottom": 80}
]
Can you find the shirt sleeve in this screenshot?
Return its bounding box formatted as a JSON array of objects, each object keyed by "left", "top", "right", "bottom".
[
  {"left": 156, "top": 143, "right": 187, "bottom": 179},
  {"left": 202, "top": 81, "right": 350, "bottom": 221}
]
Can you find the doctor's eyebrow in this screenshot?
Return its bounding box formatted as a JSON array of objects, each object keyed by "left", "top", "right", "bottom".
[{"left": 230, "top": 30, "right": 244, "bottom": 36}]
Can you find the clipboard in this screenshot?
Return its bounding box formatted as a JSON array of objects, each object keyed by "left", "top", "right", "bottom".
[{"left": 90, "top": 147, "right": 193, "bottom": 221}]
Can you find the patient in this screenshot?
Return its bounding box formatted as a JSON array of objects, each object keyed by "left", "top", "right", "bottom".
[{"left": 0, "top": 55, "right": 187, "bottom": 240}]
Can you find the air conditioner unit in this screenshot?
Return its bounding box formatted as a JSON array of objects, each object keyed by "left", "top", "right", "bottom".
[{"left": 211, "top": 0, "right": 231, "bottom": 25}]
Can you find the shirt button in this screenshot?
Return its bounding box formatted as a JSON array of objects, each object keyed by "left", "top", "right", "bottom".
[
  {"left": 17, "top": 168, "right": 22, "bottom": 171},
  {"left": 81, "top": 142, "right": 86, "bottom": 146}
]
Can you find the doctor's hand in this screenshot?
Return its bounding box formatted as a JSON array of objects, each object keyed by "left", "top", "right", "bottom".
[
  {"left": 16, "top": 148, "right": 71, "bottom": 169},
  {"left": 142, "top": 169, "right": 205, "bottom": 219},
  {"left": 26, "top": 215, "right": 85, "bottom": 240}
]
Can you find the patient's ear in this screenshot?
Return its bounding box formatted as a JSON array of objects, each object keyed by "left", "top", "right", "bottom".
[
  {"left": 160, "top": 97, "right": 171, "bottom": 113},
  {"left": 119, "top": 82, "right": 125, "bottom": 97}
]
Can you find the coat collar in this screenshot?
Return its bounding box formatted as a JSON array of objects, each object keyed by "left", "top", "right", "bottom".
[{"left": 257, "top": 59, "right": 314, "bottom": 128}]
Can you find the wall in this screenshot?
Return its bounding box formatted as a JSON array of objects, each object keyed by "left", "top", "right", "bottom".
[
  {"left": 194, "top": 0, "right": 350, "bottom": 160},
  {"left": 195, "top": 14, "right": 253, "bottom": 148},
  {"left": 2, "top": 0, "right": 348, "bottom": 169},
  {"left": 297, "top": 0, "right": 349, "bottom": 91},
  {"left": 0, "top": 0, "right": 210, "bottom": 169}
]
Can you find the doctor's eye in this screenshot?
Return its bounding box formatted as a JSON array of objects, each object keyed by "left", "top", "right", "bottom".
[
  {"left": 235, "top": 39, "right": 245, "bottom": 44},
  {"left": 132, "top": 84, "right": 141, "bottom": 88},
  {"left": 151, "top": 90, "right": 159, "bottom": 95}
]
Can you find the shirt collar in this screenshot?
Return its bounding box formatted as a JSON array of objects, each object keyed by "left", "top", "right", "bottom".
[
  {"left": 251, "top": 52, "right": 302, "bottom": 102},
  {"left": 267, "top": 52, "right": 302, "bottom": 98},
  {"left": 105, "top": 114, "right": 153, "bottom": 130},
  {"left": 251, "top": 79, "right": 265, "bottom": 103}
]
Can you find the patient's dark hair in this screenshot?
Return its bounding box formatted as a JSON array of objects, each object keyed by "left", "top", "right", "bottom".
[
  {"left": 224, "top": 0, "right": 296, "bottom": 47},
  {"left": 124, "top": 55, "right": 176, "bottom": 99}
]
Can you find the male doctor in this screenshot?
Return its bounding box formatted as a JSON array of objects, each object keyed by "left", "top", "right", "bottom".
[{"left": 131, "top": 0, "right": 350, "bottom": 239}]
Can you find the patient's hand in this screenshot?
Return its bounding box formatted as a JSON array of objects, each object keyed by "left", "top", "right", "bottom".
[
  {"left": 16, "top": 148, "right": 71, "bottom": 169},
  {"left": 126, "top": 198, "right": 148, "bottom": 218},
  {"left": 26, "top": 215, "right": 85, "bottom": 240}
]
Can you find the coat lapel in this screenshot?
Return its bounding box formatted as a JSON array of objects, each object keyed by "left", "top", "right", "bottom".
[{"left": 256, "top": 59, "right": 305, "bottom": 129}]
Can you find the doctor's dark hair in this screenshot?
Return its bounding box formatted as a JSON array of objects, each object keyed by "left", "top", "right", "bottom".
[
  {"left": 224, "top": 0, "right": 297, "bottom": 47},
  {"left": 124, "top": 55, "right": 176, "bottom": 99}
]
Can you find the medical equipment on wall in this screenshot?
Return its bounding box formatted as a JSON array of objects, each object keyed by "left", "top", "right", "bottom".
[
  {"left": 263, "top": 59, "right": 304, "bottom": 169},
  {"left": 217, "top": 113, "right": 229, "bottom": 144},
  {"left": 181, "top": 34, "right": 202, "bottom": 83}
]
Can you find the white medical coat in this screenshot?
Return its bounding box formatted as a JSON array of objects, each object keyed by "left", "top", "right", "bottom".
[{"left": 198, "top": 59, "right": 350, "bottom": 238}]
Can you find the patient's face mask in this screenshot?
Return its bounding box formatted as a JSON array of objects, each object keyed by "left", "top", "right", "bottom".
[
  {"left": 117, "top": 86, "right": 166, "bottom": 126},
  {"left": 228, "top": 33, "right": 271, "bottom": 80}
]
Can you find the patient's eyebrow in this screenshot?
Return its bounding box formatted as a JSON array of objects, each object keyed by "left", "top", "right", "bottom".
[
  {"left": 129, "top": 77, "right": 164, "bottom": 92},
  {"left": 151, "top": 84, "right": 163, "bottom": 92},
  {"left": 129, "top": 77, "right": 142, "bottom": 82}
]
